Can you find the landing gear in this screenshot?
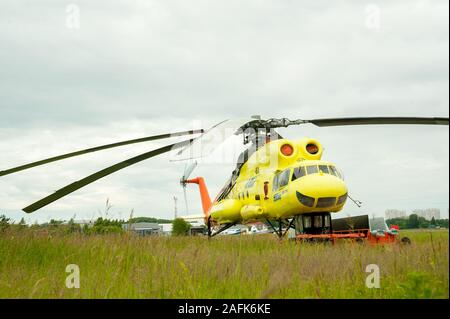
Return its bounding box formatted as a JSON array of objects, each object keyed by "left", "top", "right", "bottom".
[
  {"left": 401, "top": 237, "right": 411, "bottom": 245},
  {"left": 266, "top": 218, "right": 295, "bottom": 239},
  {"left": 207, "top": 216, "right": 237, "bottom": 238}
]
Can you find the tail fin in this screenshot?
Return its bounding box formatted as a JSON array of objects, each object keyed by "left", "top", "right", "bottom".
[{"left": 185, "top": 177, "right": 212, "bottom": 217}]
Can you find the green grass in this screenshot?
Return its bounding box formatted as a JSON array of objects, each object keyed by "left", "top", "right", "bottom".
[{"left": 0, "top": 228, "right": 448, "bottom": 299}]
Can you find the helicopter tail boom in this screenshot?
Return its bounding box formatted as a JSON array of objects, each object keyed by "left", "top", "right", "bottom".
[{"left": 184, "top": 177, "right": 212, "bottom": 218}]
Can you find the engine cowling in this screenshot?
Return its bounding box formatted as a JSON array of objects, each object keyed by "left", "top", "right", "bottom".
[{"left": 296, "top": 138, "right": 323, "bottom": 160}]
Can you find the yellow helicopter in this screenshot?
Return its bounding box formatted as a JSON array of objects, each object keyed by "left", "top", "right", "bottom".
[
  {"left": 1, "top": 116, "right": 448, "bottom": 238},
  {"left": 183, "top": 137, "right": 347, "bottom": 238}
]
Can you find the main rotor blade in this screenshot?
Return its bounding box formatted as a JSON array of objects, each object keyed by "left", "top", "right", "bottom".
[
  {"left": 0, "top": 129, "right": 203, "bottom": 177},
  {"left": 307, "top": 117, "right": 449, "bottom": 127},
  {"left": 22, "top": 139, "right": 193, "bottom": 214},
  {"left": 172, "top": 118, "right": 251, "bottom": 161}
]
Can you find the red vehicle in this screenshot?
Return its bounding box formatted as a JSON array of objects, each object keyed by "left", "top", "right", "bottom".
[{"left": 295, "top": 214, "right": 411, "bottom": 244}]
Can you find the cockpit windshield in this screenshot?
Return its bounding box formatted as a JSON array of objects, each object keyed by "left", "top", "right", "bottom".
[
  {"left": 306, "top": 165, "right": 318, "bottom": 175},
  {"left": 329, "top": 166, "right": 342, "bottom": 179},
  {"left": 292, "top": 164, "right": 343, "bottom": 181}
]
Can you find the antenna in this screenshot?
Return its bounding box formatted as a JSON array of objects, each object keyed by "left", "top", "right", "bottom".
[
  {"left": 173, "top": 196, "right": 178, "bottom": 219},
  {"left": 348, "top": 194, "right": 363, "bottom": 208}
]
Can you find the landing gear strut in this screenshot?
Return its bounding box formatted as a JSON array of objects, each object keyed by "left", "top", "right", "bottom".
[
  {"left": 207, "top": 216, "right": 237, "bottom": 238},
  {"left": 266, "top": 218, "right": 295, "bottom": 239}
]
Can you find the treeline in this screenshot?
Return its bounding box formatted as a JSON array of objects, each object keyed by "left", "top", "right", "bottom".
[
  {"left": 129, "top": 217, "right": 173, "bottom": 224},
  {"left": 0, "top": 215, "right": 174, "bottom": 235},
  {"left": 387, "top": 214, "right": 449, "bottom": 229}
]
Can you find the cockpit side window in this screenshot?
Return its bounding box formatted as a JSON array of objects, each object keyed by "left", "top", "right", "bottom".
[
  {"left": 329, "top": 166, "right": 343, "bottom": 179},
  {"left": 272, "top": 174, "right": 279, "bottom": 192},
  {"left": 273, "top": 168, "right": 291, "bottom": 191},
  {"left": 329, "top": 166, "right": 337, "bottom": 177},
  {"left": 245, "top": 177, "right": 257, "bottom": 189},
  {"left": 278, "top": 169, "right": 290, "bottom": 189},
  {"left": 292, "top": 166, "right": 306, "bottom": 181}
]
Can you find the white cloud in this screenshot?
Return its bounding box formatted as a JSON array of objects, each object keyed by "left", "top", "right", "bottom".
[{"left": 0, "top": 0, "right": 448, "bottom": 222}]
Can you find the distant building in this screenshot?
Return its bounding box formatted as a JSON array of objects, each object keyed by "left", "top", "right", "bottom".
[
  {"left": 179, "top": 214, "right": 205, "bottom": 226},
  {"left": 178, "top": 214, "right": 207, "bottom": 236},
  {"left": 412, "top": 209, "right": 441, "bottom": 221},
  {"left": 385, "top": 209, "right": 407, "bottom": 220},
  {"left": 122, "top": 222, "right": 162, "bottom": 236},
  {"left": 159, "top": 223, "right": 173, "bottom": 236},
  {"left": 72, "top": 220, "right": 95, "bottom": 229}
]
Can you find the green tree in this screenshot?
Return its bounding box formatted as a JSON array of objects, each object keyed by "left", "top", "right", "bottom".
[
  {"left": 172, "top": 218, "right": 191, "bottom": 236},
  {"left": 408, "top": 214, "right": 420, "bottom": 229},
  {"left": 130, "top": 217, "right": 173, "bottom": 224},
  {"left": 431, "top": 216, "right": 436, "bottom": 226},
  {"left": 17, "top": 217, "right": 28, "bottom": 230},
  {"left": 436, "top": 219, "right": 448, "bottom": 228},
  {"left": 87, "top": 217, "right": 124, "bottom": 234},
  {"left": 67, "top": 218, "right": 81, "bottom": 233},
  {"left": 0, "top": 215, "right": 11, "bottom": 232},
  {"left": 49, "top": 219, "right": 63, "bottom": 227}
]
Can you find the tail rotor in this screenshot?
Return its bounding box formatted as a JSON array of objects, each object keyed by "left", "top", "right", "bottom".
[{"left": 180, "top": 161, "right": 198, "bottom": 214}]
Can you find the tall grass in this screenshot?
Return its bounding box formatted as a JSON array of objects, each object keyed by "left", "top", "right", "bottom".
[{"left": 0, "top": 228, "right": 448, "bottom": 299}]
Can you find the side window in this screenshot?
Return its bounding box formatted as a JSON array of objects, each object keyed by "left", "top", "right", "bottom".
[
  {"left": 272, "top": 174, "right": 279, "bottom": 192},
  {"left": 324, "top": 214, "right": 331, "bottom": 227},
  {"left": 314, "top": 216, "right": 323, "bottom": 228},
  {"left": 278, "top": 169, "right": 290, "bottom": 189},
  {"left": 273, "top": 169, "right": 291, "bottom": 191},
  {"left": 337, "top": 168, "right": 344, "bottom": 180},
  {"left": 329, "top": 166, "right": 337, "bottom": 177},
  {"left": 306, "top": 165, "right": 318, "bottom": 175},
  {"left": 245, "top": 177, "right": 256, "bottom": 189},
  {"left": 292, "top": 166, "right": 306, "bottom": 181},
  {"left": 304, "top": 216, "right": 312, "bottom": 228}
]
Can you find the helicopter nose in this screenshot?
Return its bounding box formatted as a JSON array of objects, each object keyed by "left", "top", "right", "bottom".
[{"left": 294, "top": 173, "right": 348, "bottom": 208}]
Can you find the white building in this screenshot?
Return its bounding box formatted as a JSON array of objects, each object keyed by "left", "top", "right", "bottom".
[
  {"left": 122, "top": 223, "right": 162, "bottom": 236},
  {"left": 412, "top": 209, "right": 441, "bottom": 221},
  {"left": 159, "top": 223, "right": 173, "bottom": 235},
  {"left": 74, "top": 219, "right": 95, "bottom": 228},
  {"left": 179, "top": 214, "right": 205, "bottom": 226},
  {"left": 385, "top": 209, "right": 407, "bottom": 220}
]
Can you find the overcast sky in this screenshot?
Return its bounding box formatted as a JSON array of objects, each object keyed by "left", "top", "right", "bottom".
[{"left": 0, "top": 0, "right": 448, "bottom": 224}]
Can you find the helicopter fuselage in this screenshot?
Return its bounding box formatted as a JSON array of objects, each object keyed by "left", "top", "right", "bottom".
[{"left": 188, "top": 137, "right": 348, "bottom": 225}]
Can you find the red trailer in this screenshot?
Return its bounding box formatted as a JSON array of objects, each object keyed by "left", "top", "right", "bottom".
[{"left": 295, "top": 215, "right": 411, "bottom": 244}]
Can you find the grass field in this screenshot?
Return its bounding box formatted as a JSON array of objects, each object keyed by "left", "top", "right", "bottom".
[{"left": 0, "top": 228, "right": 448, "bottom": 299}]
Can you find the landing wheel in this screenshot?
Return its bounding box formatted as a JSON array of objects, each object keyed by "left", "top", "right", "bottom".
[
  {"left": 401, "top": 237, "right": 411, "bottom": 245},
  {"left": 207, "top": 216, "right": 212, "bottom": 238},
  {"left": 207, "top": 218, "right": 236, "bottom": 238}
]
